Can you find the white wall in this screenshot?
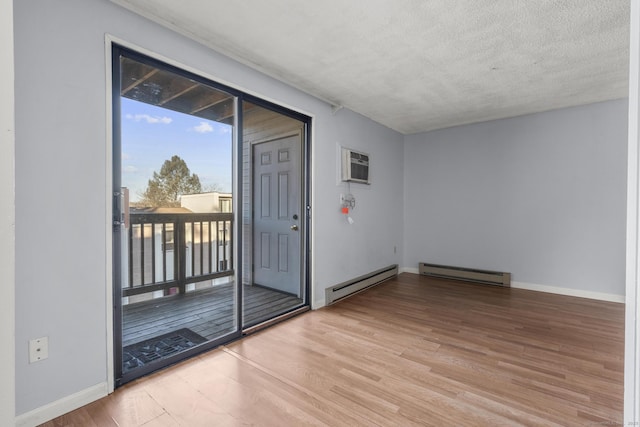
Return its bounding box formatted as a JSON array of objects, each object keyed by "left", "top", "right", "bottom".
[
  {"left": 404, "top": 99, "right": 628, "bottom": 298},
  {"left": 0, "top": 0, "right": 15, "bottom": 424},
  {"left": 625, "top": 1, "right": 640, "bottom": 422},
  {"left": 13, "top": 0, "right": 403, "bottom": 418},
  {"left": 318, "top": 109, "right": 404, "bottom": 303}
]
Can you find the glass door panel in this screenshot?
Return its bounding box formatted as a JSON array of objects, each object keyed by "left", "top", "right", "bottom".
[
  {"left": 241, "top": 101, "right": 307, "bottom": 327},
  {"left": 113, "top": 49, "right": 238, "bottom": 384}
]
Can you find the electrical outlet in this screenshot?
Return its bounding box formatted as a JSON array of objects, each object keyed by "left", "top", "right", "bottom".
[{"left": 29, "top": 337, "right": 49, "bottom": 363}]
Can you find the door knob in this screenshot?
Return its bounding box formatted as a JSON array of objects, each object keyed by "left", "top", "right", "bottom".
[{"left": 290, "top": 224, "right": 299, "bottom": 231}]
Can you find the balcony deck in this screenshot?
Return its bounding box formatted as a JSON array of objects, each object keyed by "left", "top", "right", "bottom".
[{"left": 122, "top": 283, "right": 302, "bottom": 347}]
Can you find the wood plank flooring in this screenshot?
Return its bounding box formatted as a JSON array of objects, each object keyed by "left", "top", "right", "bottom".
[
  {"left": 123, "top": 283, "right": 303, "bottom": 346},
  {"left": 44, "top": 273, "right": 624, "bottom": 426}
]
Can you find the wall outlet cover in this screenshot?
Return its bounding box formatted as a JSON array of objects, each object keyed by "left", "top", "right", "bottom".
[{"left": 29, "top": 337, "right": 49, "bottom": 363}]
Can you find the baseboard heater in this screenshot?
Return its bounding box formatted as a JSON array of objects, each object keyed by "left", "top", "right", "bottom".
[
  {"left": 326, "top": 264, "right": 398, "bottom": 305},
  {"left": 419, "top": 262, "right": 511, "bottom": 287}
]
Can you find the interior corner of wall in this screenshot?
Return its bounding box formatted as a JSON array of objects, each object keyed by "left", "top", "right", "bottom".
[
  {"left": 400, "top": 266, "right": 420, "bottom": 275},
  {"left": 312, "top": 297, "right": 326, "bottom": 310}
]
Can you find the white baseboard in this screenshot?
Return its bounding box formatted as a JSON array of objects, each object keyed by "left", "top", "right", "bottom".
[
  {"left": 511, "top": 281, "right": 625, "bottom": 303},
  {"left": 400, "top": 267, "right": 419, "bottom": 274},
  {"left": 15, "top": 382, "right": 108, "bottom": 427}
]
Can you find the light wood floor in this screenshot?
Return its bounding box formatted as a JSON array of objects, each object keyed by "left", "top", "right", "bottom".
[{"left": 43, "top": 273, "right": 624, "bottom": 426}]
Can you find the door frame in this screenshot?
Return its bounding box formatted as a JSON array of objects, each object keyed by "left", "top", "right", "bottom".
[
  {"left": 241, "top": 96, "right": 312, "bottom": 329},
  {"left": 107, "top": 39, "right": 312, "bottom": 388}
]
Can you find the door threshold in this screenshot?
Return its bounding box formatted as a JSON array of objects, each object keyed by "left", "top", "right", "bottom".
[{"left": 242, "top": 306, "right": 310, "bottom": 335}]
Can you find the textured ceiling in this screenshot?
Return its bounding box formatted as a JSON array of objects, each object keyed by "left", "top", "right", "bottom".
[{"left": 111, "top": 0, "right": 630, "bottom": 134}]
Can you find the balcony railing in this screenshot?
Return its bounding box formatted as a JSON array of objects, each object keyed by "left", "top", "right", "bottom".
[{"left": 123, "top": 212, "right": 233, "bottom": 297}]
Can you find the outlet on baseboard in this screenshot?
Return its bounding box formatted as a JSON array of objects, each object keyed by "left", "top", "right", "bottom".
[{"left": 29, "top": 337, "right": 49, "bottom": 363}]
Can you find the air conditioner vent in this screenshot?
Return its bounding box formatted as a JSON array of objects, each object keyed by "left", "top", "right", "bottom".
[{"left": 342, "top": 148, "right": 370, "bottom": 184}]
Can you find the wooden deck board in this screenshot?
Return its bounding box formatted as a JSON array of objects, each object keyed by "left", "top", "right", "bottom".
[{"left": 122, "top": 282, "right": 302, "bottom": 346}]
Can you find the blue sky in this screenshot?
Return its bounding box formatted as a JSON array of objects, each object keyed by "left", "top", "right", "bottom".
[{"left": 121, "top": 98, "right": 233, "bottom": 201}]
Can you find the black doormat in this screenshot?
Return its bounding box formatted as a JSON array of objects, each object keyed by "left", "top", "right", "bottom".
[{"left": 123, "top": 328, "right": 207, "bottom": 373}]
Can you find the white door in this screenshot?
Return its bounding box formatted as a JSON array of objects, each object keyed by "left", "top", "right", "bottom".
[{"left": 252, "top": 134, "right": 302, "bottom": 296}]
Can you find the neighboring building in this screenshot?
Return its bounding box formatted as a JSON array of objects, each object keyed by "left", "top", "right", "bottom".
[
  {"left": 129, "top": 206, "right": 193, "bottom": 214},
  {"left": 180, "top": 192, "right": 232, "bottom": 213}
]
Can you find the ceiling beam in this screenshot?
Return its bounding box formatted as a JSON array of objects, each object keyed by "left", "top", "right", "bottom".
[
  {"left": 190, "top": 95, "right": 230, "bottom": 114},
  {"left": 158, "top": 83, "right": 199, "bottom": 106},
  {"left": 121, "top": 69, "right": 158, "bottom": 95}
]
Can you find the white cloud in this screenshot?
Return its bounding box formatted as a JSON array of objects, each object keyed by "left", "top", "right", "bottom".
[
  {"left": 123, "top": 165, "right": 138, "bottom": 173},
  {"left": 126, "top": 113, "right": 172, "bottom": 124},
  {"left": 193, "top": 122, "right": 214, "bottom": 134}
]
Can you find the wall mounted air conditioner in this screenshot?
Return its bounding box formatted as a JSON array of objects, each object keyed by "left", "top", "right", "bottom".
[{"left": 342, "top": 148, "right": 370, "bottom": 184}]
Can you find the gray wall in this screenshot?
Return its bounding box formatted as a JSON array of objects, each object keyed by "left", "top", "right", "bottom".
[
  {"left": 1, "top": 0, "right": 15, "bottom": 424},
  {"left": 404, "top": 99, "right": 628, "bottom": 296},
  {"left": 14, "top": 0, "right": 403, "bottom": 416},
  {"left": 323, "top": 109, "right": 404, "bottom": 285}
]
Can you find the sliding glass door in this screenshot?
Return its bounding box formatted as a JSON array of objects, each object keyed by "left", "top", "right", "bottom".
[
  {"left": 241, "top": 101, "right": 308, "bottom": 328},
  {"left": 113, "top": 48, "right": 239, "bottom": 385},
  {"left": 112, "top": 46, "right": 311, "bottom": 385}
]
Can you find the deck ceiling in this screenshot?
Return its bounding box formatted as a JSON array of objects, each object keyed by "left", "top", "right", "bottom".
[
  {"left": 111, "top": 0, "right": 630, "bottom": 134},
  {"left": 121, "top": 57, "right": 236, "bottom": 124}
]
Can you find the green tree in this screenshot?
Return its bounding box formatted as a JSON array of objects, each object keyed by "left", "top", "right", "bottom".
[{"left": 139, "top": 155, "right": 202, "bottom": 207}]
